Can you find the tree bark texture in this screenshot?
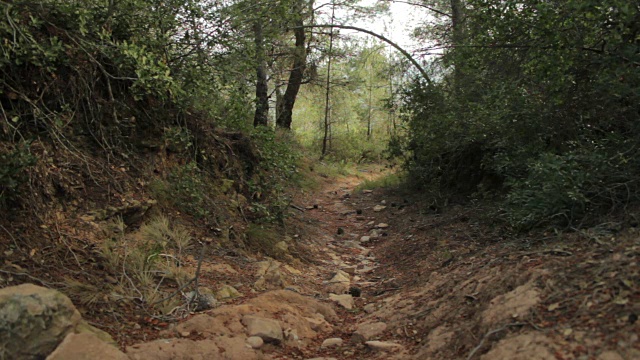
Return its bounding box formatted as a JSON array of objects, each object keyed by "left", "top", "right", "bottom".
[
  {"left": 276, "top": 18, "right": 307, "bottom": 129},
  {"left": 253, "top": 20, "right": 269, "bottom": 127}
]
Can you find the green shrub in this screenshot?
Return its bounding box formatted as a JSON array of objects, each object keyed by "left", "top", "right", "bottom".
[
  {"left": 504, "top": 142, "right": 640, "bottom": 229},
  {"left": 168, "top": 162, "right": 210, "bottom": 218},
  {"left": 247, "top": 128, "right": 299, "bottom": 224},
  {"left": 0, "top": 143, "right": 36, "bottom": 208},
  {"left": 149, "top": 162, "right": 210, "bottom": 219}
]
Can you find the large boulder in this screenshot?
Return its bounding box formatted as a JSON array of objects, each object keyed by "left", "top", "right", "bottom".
[{"left": 0, "top": 284, "right": 82, "bottom": 359}]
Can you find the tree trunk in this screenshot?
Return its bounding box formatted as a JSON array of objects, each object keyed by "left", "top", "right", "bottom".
[
  {"left": 450, "top": 0, "right": 466, "bottom": 90},
  {"left": 253, "top": 19, "right": 269, "bottom": 127},
  {"left": 366, "top": 65, "right": 373, "bottom": 140},
  {"left": 321, "top": 3, "right": 335, "bottom": 158},
  {"left": 276, "top": 18, "right": 307, "bottom": 129}
]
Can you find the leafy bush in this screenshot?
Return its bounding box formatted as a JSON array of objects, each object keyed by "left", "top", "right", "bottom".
[
  {"left": 399, "top": 0, "right": 640, "bottom": 230},
  {"left": 0, "top": 143, "right": 36, "bottom": 208},
  {"left": 167, "top": 162, "right": 211, "bottom": 218},
  {"left": 149, "top": 162, "right": 210, "bottom": 219},
  {"left": 505, "top": 142, "right": 640, "bottom": 229},
  {"left": 247, "top": 128, "right": 299, "bottom": 223}
]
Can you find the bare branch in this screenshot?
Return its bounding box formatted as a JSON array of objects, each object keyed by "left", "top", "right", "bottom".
[{"left": 294, "top": 24, "right": 432, "bottom": 84}]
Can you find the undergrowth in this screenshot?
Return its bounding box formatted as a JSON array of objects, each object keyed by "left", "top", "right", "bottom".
[{"left": 74, "top": 216, "right": 194, "bottom": 314}]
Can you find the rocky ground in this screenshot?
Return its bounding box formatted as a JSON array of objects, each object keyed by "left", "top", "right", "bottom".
[{"left": 2, "top": 168, "right": 640, "bottom": 359}]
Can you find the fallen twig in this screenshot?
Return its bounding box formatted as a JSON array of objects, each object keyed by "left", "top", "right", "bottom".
[
  {"left": 0, "top": 269, "right": 55, "bottom": 287},
  {"left": 519, "top": 249, "right": 573, "bottom": 257},
  {"left": 153, "top": 238, "right": 209, "bottom": 309},
  {"left": 466, "top": 322, "right": 526, "bottom": 360}
]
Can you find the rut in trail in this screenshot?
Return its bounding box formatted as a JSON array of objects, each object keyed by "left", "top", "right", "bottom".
[{"left": 5, "top": 169, "right": 638, "bottom": 360}]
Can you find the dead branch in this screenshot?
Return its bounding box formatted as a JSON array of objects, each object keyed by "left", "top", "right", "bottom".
[{"left": 466, "top": 322, "right": 526, "bottom": 360}]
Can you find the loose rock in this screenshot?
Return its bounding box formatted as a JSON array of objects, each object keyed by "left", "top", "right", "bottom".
[
  {"left": 246, "top": 336, "right": 264, "bottom": 349},
  {"left": 365, "top": 340, "right": 404, "bottom": 352},
  {"left": 363, "top": 303, "right": 376, "bottom": 314},
  {"left": 325, "top": 271, "right": 350, "bottom": 294},
  {"left": 46, "top": 333, "right": 128, "bottom": 360},
  {"left": 0, "top": 284, "right": 82, "bottom": 359},
  {"left": 373, "top": 205, "right": 387, "bottom": 212},
  {"left": 329, "top": 294, "right": 354, "bottom": 310},
  {"left": 216, "top": 285, "right": 242, "bottom": 300},
  {"left": 321, "top": 338, "right": 343, "bottom": 348},
  {"left": 242, "top": 315, "right": 284, "bottom": 344},
  {"left": 254, "top": 261, "right": 288, "bottom": 290},
  {"left": 186, "top": 287, "right": 218, "bottom": 311},
  {"left": 352, "top": 322, "right": 387, "bottom": 343}
]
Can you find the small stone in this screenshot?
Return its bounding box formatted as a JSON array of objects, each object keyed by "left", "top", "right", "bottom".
[
  {"left": 180, "top": 331, "right": 190, "bottom": 337},
  {"left": 329, "top": 294, "right": 354, "bottom": 310},
  {"left": 359, "top": 236, "right": 371, "bottom": 243},
  {"left": 325, "top": 271, "right": 350, "bottom": 294},
  {"left": 246, "top": 336, "right": 264, "bottom": 349},
  {"left": 363, "top": 303, "right": 376, "bottom": 313},
  {"left": 376, "top": 223, "right": 389, "bottom": 229},
  {"left": 342, "top": 240, "right": 361, "bottom": 248},
  {"left": 216, "top": 285, "right": 242, "bottom": 300},
  {"left": 380, "top": 200, "right": 386, "bottom": 205},
  {"left": 342, "top": 266, "right": 356, "bottom": 275},
  {"left": 284, "top": 328, "right": 299, "bottom": 341},
  {"left": 321, "top": 338, "right": 343, "bottom": 348},
  {"left": 362, "top": 190, "right": 373, "bottom": 194},
  {"left": 275, "top": 241, "right": 289, "bottom": 252},
  {"left": 597, "top": 351, "right": 625, "bottom": 360},
  {"left": 365, "top": 340, "right": 404, "bottom": 352},
  {"left": 373, "top": 205, "right": 386, "bottom": 212},
  {"left": 304, "top": 316, "right": 332, "bottom": 332},
  {"left": 352, "top": 322, "right": 388, "bottom": 343}
]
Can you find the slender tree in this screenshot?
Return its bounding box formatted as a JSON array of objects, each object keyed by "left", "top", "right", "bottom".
[
  {"left": 253, "top": 18, "right": 269, "bottom": 127},
  {"left": 321, "top": 2, "right": 336, "bottom": 157}
]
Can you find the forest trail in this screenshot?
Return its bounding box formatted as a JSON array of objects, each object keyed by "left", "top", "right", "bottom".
[
  {"left": 122, "top": 167, "right": 639, "bottom": 359},
  {"left": 4, "top": 167, "right": 639, "bottom": 360}
]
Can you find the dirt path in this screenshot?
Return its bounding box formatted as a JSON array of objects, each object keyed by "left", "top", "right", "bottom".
[
  {"left": 79, "top": 168, "right": 640, "bottom": 359},
  {"left": 4, "top": 164, "right": 639, "bottom": 360}
]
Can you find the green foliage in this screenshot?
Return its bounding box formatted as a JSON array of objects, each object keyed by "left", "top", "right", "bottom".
[
  {"left": 505, "top": 142, "right": 640, "bottom": 229},
  {"left": 400, "top": 0, "right": 640, "bottom": 229},
  {"left": 355, "top": 171, "right": 405, "bottom": 192},
  {"left": 244, "top": 224, "right": 286, "bottom": 259},
  {"left": 149, "top": 162, "right": 210, "bottom": 219},
  {"left": 162, "top": 126, "right": 193, "bottom": 153},
  {"left": 96, "top": 216, "right": 192, "bottom": 311},
  {"left": 166, "top": 162, "right": 211, "bottom": 219},
  {"left": 294, "top": 43, "right": 397, "bottom": 161},
  {"left": 0, "top": 142, "right": 36, "bottom": 207},
  {"left": 247, "top": 128, "right": 299, "bottom": 223}
]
